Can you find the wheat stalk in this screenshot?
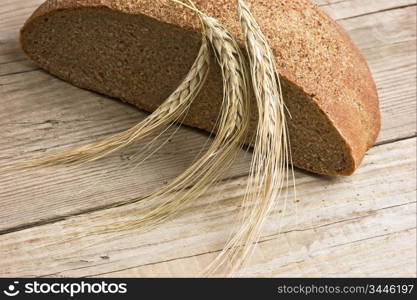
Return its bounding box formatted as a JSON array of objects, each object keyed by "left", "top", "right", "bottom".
[
  {"left": 93, "top": 13, "right": 251, "bottom": 236},
  {"left": 204, "top": 0, "right": 293, "bottom": 276},
  {"left": 7, "top": 36, "right": 210, "bottom": 170},
  {"left": 9, "top": 0, "right": 293, "bottom": 277}
]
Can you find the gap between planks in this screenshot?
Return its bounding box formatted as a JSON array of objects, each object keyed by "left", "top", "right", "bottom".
[
  {"left": 0, "top": 0, "right": 415, "bottom": 77},
  {"left": 335, "top": 3, "right": 416, "bottom": 21},
  {"left": 0, "top": 134, "right": 415, "bottom": 237},
  {"left": 0, "top": 1, "right": 415, "bottom": 277},
  {"left": 0, "top": 137, "right": 415, "bottom": 277},
  {"left": 0, "top": 2, "right": 415, "bottom": 237}
]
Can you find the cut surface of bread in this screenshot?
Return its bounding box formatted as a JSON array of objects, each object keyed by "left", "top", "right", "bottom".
[{"left": 20, "top": 0, "right": 381, "bottom": 176}]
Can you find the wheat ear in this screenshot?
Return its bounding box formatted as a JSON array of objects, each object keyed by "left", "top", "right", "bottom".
[
  {"left": 94, "top": 13, "right": 251, "bottom": 234},
  {"left": 7, "top": 37, "right": 210, "bottom": 170},
  {"left": 204, "top": 0, "right": 293, "bottom": 276}
]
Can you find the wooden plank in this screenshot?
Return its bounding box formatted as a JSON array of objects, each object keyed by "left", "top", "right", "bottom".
[
  {"left": 0, "top": 2, "right": 415, "bottom": 232},
  {"left": 0, "top": 70, "right": 251, "bottom": 231},
  {"left": 0, "top": 0, "right": 43, "bottom": 74},
  {"left": 0, "top": 138, "right": 415, "bottom": 277},
  {"left": 338, "top": 6, "right": 417, "bottom": 143},
  {"left": 1, "top": 1, "right": 415, "bottom": 145},
  {"left": 2, "top": 2, "right": 414, "bottom": 142},
  {"left": 97, "top": 220, "right": 416, "bottom": 278},
  {"left": 317, "top": 0, "right": 416, "bottom": 20}
]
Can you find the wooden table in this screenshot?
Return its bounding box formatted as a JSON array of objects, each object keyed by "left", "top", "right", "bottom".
[{"left": 0, "top": 0, "right": 415, "bottom": 277}]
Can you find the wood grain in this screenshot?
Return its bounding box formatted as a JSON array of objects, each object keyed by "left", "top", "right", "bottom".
[
  {"left": 0, "top": 0, "right": 415, "bottom": 278},
  {"left": 97, "top": 228, "right": 416, "bottom": 277},
  {"left": 316, "top": 0, "right": 416, "bottom": 19},
  {"left": 0, "top": 138, "right": 415, "bottom": 277},
  {"left": 339, "top": 5, "right": 417, "bottom": 143},
  {"left": 0, "top": 0, "right": 415, "bottom": 233}
]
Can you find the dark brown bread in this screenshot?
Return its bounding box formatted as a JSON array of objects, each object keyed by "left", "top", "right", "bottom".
[{"left": 20, "top": 0, "right": 381, "bottom": 176}]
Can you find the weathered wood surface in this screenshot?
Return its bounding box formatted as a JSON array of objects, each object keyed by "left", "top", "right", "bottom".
[
  {"left": 0, "top": 0, "right": 415, "bottom": 277},
  {"left": 0, "top": 138, "right": 415, "bottom": 277}
]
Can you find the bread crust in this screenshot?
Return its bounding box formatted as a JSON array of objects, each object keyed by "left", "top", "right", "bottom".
[{"left": 21, "top": 0, "right": 381, "bottom": 175}]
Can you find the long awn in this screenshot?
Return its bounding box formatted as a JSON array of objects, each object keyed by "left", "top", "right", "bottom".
[
  {"left": 9, "top": 0, "right": 293, "bottom": 276},
  {"left": 8, "top": 34, "right": 210, "bottom": 170},
  {"left": 93, "top": 7, "right": 252, "bottom": 235},
  {"left": 204, "top": 0, "right": 293, "bottom": 276}
]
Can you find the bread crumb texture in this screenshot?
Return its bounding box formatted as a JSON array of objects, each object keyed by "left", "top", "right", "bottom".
[{"left": 21, "top": 0, "right": 381, "bottom": 176}]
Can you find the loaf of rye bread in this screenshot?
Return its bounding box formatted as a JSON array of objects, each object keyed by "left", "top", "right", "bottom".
[{"left": 20, "top": 0, "right": 381, "bottom": 176}]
